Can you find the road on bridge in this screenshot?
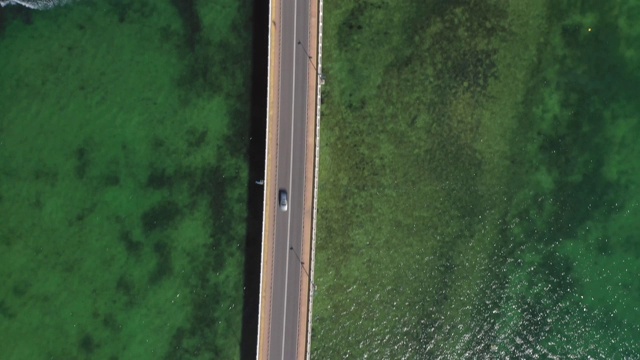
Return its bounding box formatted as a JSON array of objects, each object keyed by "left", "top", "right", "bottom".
[{"left": 257, "top": 0, "right": 320, "bottom": 358}]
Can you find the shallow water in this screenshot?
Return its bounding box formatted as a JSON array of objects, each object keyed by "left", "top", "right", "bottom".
[
  {"left": 0, "top": 1, "right": 252, "bottom": 358},
  {"left": 312, "top": 0, "right": 640, "bottom": 358}
]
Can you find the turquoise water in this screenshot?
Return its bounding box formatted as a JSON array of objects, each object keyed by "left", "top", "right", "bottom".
[
  {"left": 312, "top": 0, "right": 640, "bottom": 358},
  {"left": 0, "top": 1, "right": 253, "bottom": 358}
]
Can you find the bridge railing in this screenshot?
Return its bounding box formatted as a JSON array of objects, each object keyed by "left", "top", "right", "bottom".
[{"left": 306, "top": 0, "right": 323, "bottom": 358}]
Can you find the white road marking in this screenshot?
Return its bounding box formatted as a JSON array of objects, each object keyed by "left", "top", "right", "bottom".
[{"left": 281, "top": 0, "right": 298, "bottom": 358}]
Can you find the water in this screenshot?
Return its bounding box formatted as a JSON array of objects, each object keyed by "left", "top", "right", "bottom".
[
  {"left": 312, "top": 0, "right": 640, "bottom": 358},
  {"left": 0, "top": 0, "right": 254, "bottom": 358}
]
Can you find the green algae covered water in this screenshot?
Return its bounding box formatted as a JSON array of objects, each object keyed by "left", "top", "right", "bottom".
[
  {"left": 312, "top": 0, "right": 640, "bottom": 358},
  {"left": 0, "top": 1, "right": 253, "bottom": 358}
]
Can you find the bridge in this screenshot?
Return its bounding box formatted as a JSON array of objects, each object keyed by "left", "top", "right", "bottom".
[{"left": 255, "top": 0, "right": 323, "bottom": 358}]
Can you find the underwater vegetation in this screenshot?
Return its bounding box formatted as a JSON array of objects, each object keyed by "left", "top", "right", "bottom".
[
  {"left": 312, "top": 0, "right": 640, "bottom": 358},
  {"left": 0, "top": 0, "right": 253, "bottom": 358}
]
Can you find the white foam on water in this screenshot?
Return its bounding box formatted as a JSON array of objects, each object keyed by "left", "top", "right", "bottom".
[{"left": 0, "top": 0, "right": 71, "bottom": 10}]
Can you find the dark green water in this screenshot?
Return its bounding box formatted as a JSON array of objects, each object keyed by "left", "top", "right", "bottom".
[
  {"left": 0, "top": 1, "right": 253, "bottom": 358},
  {"left": 312, "top": 0, "right": 640, "bottom": 358}
]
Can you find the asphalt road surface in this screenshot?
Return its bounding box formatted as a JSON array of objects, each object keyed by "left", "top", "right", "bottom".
[{"left": 268, "top": 0, "right": 311, "bottom": 358}]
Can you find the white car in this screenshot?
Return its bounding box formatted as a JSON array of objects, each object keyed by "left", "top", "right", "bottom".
[{"left": 279, "top": 190, "right": 288, "bottom": 212}]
